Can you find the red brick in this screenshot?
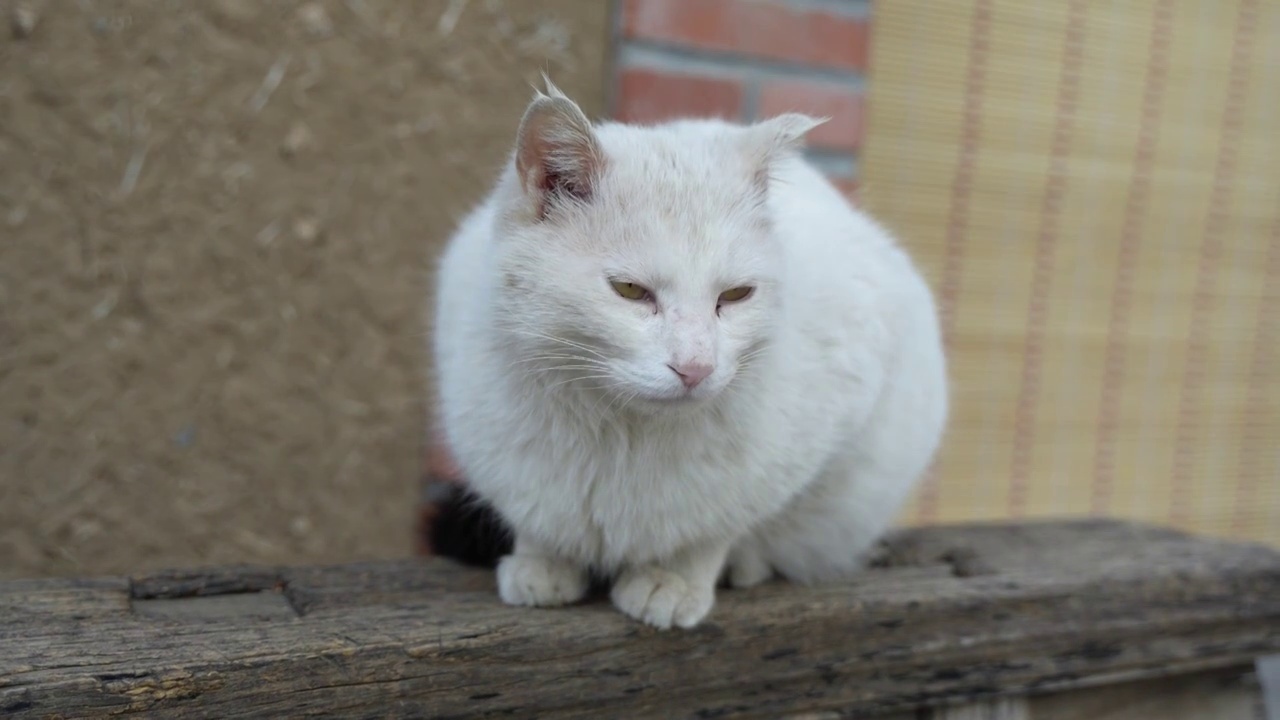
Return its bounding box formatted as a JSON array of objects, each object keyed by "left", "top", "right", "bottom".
[
  {"left": 615, "top": 68, "right": 744, "bottom": 123},
  {"left": 828, "top": 177, "right": 860, "bottom": 206},
  {"left": 622, "top": 0, "right": 868, "bottom": 72},
  {"left": 758, "top": 80, "right": 864, "bottom": 151}
]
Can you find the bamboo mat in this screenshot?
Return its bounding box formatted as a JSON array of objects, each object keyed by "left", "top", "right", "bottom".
[{"left": 860, "top": 0, "right": 1280, "bottom": 546}]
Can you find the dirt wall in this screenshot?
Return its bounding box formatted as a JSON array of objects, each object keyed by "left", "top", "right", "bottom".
[{"left": 0, "top": 0, "right": 609, "bottom": 578}]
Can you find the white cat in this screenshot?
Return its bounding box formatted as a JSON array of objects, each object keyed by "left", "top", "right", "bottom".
[{"left": 430, "top": 79, "right": 948, "bottom": 630}]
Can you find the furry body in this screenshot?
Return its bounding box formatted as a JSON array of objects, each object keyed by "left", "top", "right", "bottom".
[{"left": 431, "top": 82, "right": 947, "bottom": 629}]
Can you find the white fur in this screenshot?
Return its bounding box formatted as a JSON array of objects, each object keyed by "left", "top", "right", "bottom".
[{"left": 430, "top": 82, "right": 948, "bottom": 630}]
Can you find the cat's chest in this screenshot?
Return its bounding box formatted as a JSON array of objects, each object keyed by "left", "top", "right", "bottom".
[{"left": 484, "top": 411, "right": 798, "bottom": 566}]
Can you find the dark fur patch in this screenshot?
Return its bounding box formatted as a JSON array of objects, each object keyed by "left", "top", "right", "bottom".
[
  {"left": 420, "top": 481, "right": 514, "bottom": 568},
  {"left": 417, "top": 456, "right": 613, "bottom": 596}
]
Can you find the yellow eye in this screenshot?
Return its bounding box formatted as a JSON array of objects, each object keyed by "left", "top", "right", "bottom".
[
  {"left": 610, "top": 280, "right": 651, "bottom": 301},
  {"left": 718, "top": 286, "right": 754, "bottom": 304}
]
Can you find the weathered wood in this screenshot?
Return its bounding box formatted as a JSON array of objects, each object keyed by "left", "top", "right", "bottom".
[
  {"left": 877, "top": 666, "right": 1265, "bottom": 719},
  {"left": 1028, "top": 666, "right": 1262, "bottom": 720},
  {"left": 934, "top": 698, "right": 1030, "bottom": 720},
  {"left": 1, "top": 520, "right": 1278, "bottom": 719},
  {"left": 1260, "top": 655, "right": 1280, "bottom": 720}
]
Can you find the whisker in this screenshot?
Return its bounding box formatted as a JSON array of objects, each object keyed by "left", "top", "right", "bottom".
[
  {"left": 585, "top": 381, "right": 627, "bottom": 420},
  {"left": 738, "top": 344, "right": 773, "bottom": 364},
  {"left": 544, "top": 373, "right": 615, "bottom": 391},
  {"left": 501, "top": 354, "right": 610, "bottom": 377},
  {"left": 509, "top": 353, "right": 587, "bottom": 363},
  {"left": 526, "top": 365, "right": 611, "bottom": 375},
  {"left": 508, "top": 357, "right": 609, "bottom": 370},
  {"left": 502, "top": 327, "right": 611, "bottom": 361},
  {"left": 613, "top": 387, "right": 644, "bottom": 415}
]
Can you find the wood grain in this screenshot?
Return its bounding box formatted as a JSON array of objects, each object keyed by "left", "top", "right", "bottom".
[
  {"left": 1259, "top": 655, "right": 1280, "bottom": 720},
  {"left": 2, "top": 520, "right": 1278, "bottom": 719},
  {"left": 1030, "top": 667, "right": 1263, "bottom": 720}
]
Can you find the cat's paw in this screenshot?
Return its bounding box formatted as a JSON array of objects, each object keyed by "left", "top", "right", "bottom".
[
  {"left": 611, "top": 566, "right": 714, "bottom": 629},
  {"left": 726, "top": 546, "right": 773, "bottom": 589},
  {"left": 496, "top": 554, "right": 588, "bottom": 607}
]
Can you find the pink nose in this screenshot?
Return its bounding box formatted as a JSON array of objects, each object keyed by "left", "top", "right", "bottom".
[{"left": 669, "top": 362, "right": 714, "bottom": 389}]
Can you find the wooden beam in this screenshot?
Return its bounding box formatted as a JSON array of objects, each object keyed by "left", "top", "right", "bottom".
[
  {"left": 1026, "top": 667, "right": 1263, "bottom": 720},
  {"left": 1259, "top": 654, "right": 1280, "bottom": 720},
  {"left": 2, "top": 520, "right": 1278, "bottom": 718}
]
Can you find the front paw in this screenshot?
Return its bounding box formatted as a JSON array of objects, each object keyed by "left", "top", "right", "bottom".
[
  {"left": 496, "top": 554, "right": 588, "bottom": 607},
  {"left": 611, "top": 566, "right": 715, "bottom": 629},
  {"left": 726, "top": 545, "right": 773, "bottom": 589}
]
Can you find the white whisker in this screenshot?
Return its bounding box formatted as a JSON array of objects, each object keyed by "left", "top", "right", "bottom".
[
  {"left": 544, "top": 373, "right": 615, "bottom": 391},
  {"left": 503, "top": 326, "right": 611, "bottom": 361}
]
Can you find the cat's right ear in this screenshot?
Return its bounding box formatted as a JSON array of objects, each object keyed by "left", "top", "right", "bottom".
[
  {"left": 514, "top": 90, "right": 603, "bottom": 220},
  {"left": 744, "top": 113, "right": 827, "bottom": 192}
]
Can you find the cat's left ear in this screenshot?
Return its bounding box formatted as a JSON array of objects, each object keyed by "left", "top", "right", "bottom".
[
  {"left": 515, "top": 78, "right": 604, "bottom": 219},
  {"left": 744, "top": 113, "right": 827, "bottom": 189}
]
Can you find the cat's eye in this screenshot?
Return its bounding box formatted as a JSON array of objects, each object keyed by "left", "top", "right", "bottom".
[
  {"left": 610, "top": 280, "right": 652, "bottom": 302},
  {"left": 718, "top": 286, "right": 754, "bottom": 304}
]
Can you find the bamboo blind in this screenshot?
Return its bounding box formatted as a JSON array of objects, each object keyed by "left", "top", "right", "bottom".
[{"left": 861, "top": 0, "right": 1280, "bottom": 546}]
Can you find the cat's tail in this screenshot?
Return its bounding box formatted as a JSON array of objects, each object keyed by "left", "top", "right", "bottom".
[{"left": 415, "top": 440, "right": 513, "bottom": 568}]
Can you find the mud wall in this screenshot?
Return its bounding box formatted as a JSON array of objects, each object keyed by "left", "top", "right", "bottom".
[{"left": 0, "top": 0, "right": 609, "bottom": 578}]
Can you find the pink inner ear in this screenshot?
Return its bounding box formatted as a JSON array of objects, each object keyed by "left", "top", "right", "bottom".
[
  {"left": 532, "top": 149, "right": 596, "bottom": 221},
  {"left": 541, "top": 168, "right": 588, "bottom": 202},
  {"left": 535, "top": 168, "right": 583, "bottom": 221},
  {"left": 515, "top": 96, "right": 602, "bottom": 220}
]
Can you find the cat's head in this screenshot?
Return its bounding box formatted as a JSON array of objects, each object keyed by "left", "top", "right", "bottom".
[{"left": 491, "top": 78, "right": 823, "bottom": 409}]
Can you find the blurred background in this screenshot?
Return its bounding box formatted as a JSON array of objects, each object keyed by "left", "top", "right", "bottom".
[{"left": 1, "top": 0, "right": 1276, "bottom": 580}]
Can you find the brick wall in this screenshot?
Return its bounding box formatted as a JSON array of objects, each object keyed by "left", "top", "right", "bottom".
[{"left": 609, "top": 0, "right": 871, "bottom": 202}]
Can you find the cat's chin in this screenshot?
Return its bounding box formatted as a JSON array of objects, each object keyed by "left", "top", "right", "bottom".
[
  {"left": 646, "top": 393, "right": 703, "bottom": 405},
  {"left": 623, "top": 389, "right": 718, "bottom": 415}
]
